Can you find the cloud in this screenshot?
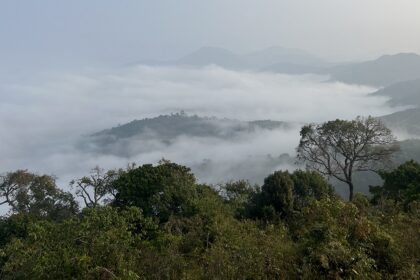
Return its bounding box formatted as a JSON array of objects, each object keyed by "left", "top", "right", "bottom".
[{"left": 0, "top": 65, "right": 396, "bottom": 186}]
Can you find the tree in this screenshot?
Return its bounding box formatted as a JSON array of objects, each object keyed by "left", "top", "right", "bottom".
[
  {"left": 220, "top": 180, "right": 256, "bottom": 217},
  {"left": 70, "top": 166, "right": 119, "bottom": 208},
  {"left": 0, "top": 170, "right": 33, "bottom": 212},
  {"left": 0, "top": 170, "right": 78, "bottom": 220},
  {"left": 249, "top": 170, "right": 333, "bottom": 221},
  {"left": 222, "top": 180, "right": 255, "bottom": 202},
  {"left": 370, "top": 160, "right": 420, "bottom": 206},
  {"left": 290, "top": 170, "right": 334, "bottom": 209},
  {"left": 0, "top": 206, "right": 157, "bottom": 279},
  {"left": 297, "top": 116, "right": 399, "bottom": 201},
  {"left": 258, "top": 171, "right": 295, "bottom": 219},
  {"left": 296, "top": 197, "right": 398, "bottom": 278},
  {"left": 113, "top": 162, "right": 198, "bottom": 222}
]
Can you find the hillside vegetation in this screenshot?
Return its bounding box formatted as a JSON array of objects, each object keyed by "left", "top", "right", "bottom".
[
  {"left": 0, "top": 160, "right": 419, "bottom": 279},
  {"left": 1, "top": 117, "right": 420, "bottom": 279}
]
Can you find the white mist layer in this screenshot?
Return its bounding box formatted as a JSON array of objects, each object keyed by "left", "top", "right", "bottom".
[{"left": 0, "top": 65, "right": 396, "bottom": 186}]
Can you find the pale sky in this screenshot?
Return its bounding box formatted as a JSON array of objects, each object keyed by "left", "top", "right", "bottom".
[{"left": 1, "top": 0, "right": 420, "bottom": 69}]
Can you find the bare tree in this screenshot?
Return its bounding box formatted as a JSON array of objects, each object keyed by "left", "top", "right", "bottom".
[
  {"left": 297, "top": 116, "right": 399, "bottom": 201},
  {"left": 70, "top": 166, "right": 119, "bottom": 208}
]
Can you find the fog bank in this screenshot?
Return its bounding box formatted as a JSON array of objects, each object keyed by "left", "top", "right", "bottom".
[{"left": 0, "top": 65, "right": 396, "bottom": 186}]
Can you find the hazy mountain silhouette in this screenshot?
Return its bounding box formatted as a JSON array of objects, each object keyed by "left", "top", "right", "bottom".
[
  {"left": 372, "top": 78, "right": 420, "bottom": 107},
  {"left": 328, "top": 53, "right": 420, "bottom": 87},
  {"left": 262, "top": 62, "right": 325, "bottom": 75},
  {"left": 240, "top": 46, "right": 326, "bottom": 68},
  {"left": 153, "top": 46, "right": 327, "bottom": 70},
  {"left": 135, "top": 49, "right": 420, "bottom": 88},
  {"left": 372, "top": 78, "right": 420, "bottom": 136},
  {"left": 177, "top": 47, "right": 242, "bottom": 68},
  {"left": 380, "top": 108, "right": 420, "bottom": 136}
]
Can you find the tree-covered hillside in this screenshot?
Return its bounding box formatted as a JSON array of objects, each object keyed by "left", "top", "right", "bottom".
[
  {"left": 88, "top": 112, "right": 290, "bottom": 154},
  {"left": 92, "top": 112, "right": 289, "bottom": 141},
  {"left": 1, "top": 117, "right": 420, "bottom": 278},
  {"left": 0, "top": 160, "right": 419, "bottom": 279}
]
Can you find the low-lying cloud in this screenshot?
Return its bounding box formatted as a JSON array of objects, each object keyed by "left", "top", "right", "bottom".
[{"left": 0, "top": 65, "right": 397, "bottom": 186}]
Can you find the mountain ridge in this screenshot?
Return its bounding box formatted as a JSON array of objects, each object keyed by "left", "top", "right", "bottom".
[
  {"left": 372, "top": 78, "right": 420, "bottom": 107},
  {"left": 135, "top": 46, "right": 327, "bottom": 71},
  {"left": 328, "top": 53, "right": 420, "bottom": 87},
  {"left": 133, "top": 48, "right": 420, "bottom": 87}
]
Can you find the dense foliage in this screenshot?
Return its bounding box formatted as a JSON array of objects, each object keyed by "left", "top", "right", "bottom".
[{"left": 0, "top": 161, "right": 419, "bottom": 279}]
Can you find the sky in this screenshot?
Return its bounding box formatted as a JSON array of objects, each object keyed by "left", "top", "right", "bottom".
[{"left": 1, "top": 0, "right": 420, "bottom": 72}]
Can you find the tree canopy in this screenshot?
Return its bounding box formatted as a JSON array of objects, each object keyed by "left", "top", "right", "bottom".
[
  {"left": 297, "top": 116, "right": 399, "bottom": 201},
  {"left": 0, "top": 153, "right": 419, "bottom": 278},
  {"left": 370, "top": 160, "right": 420, "bottom": 206},
  {"left": 70, "top": 166, "right": 119, "bottom": 208},
  {"left": 0, "top": 170, "right": 78, "bottom": 220},
  {"left": 112, "top": 162, "right": 198, "bottom": 222}
]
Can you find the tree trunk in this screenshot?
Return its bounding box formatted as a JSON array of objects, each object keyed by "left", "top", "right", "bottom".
[{"left": 348, "top": 181, "right": 354, "bottom": 201}]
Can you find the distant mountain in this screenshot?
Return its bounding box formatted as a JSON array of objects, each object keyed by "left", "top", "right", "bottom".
[
  {"left": 380, "top": 108, "right": 420, "bottom": 136},
  {"left": 172, "top": 46, "right": 327, "bottom": 71},
  {"left": 262, "top": 62, "right": 325, "bottom": 75},
  {"left": 136, "top": 49, "right": 420, "bottom": 87},
  {"left": 371, "top": 78, "right": 420, "bottom": 136},
  {"left": 241, "top": 46, "right": 326, "bottom": 68},
  {"left": 398, "top": 139, "right": 420, "bottom": 162},
  {"left": 372, "top": 78, "right": 420, "bottom": 107},
  {"left": 177, "top": 47, "right": 243, "bottom": 69},
  {"left": 328, "top": 53, "right": 420, "bottom": 87}
]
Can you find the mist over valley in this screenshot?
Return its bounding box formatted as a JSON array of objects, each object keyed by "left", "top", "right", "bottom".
[{"left": 2, "top": 51, "right": 418, "bottom": 191}]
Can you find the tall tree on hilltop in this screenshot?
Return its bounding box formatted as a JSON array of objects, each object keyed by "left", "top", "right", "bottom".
[{"left": 297, "top": 116, "right": 399, "bottom": 201}]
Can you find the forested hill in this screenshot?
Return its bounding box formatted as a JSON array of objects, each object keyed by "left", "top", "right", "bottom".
[
  {"left": 1, "top": 160, "right": 419, "bottom": 278},
  {"left": 93, "top": 112, "right": 290, "bottom": 140}
]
